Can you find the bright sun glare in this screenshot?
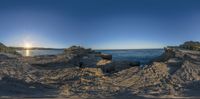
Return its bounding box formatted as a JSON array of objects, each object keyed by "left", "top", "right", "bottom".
[{"left": 24, "top": 43, "right": 32, "bottom": 49}]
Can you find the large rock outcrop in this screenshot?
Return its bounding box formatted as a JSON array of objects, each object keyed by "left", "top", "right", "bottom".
[
  {"left": 180, "top": 41, "right": 200, "bottom": 51},
  {"left": 0, "top": 42, "right": 200, "bottom": 98},
  {"left": 63, "top": 46, "right": 100, "bottom": 68},
  {"left": 0, "top": 42, "right": 21, "bottom": 56},
  {"left": 147, "top": 46, "right": 200, "bottom": 96}
]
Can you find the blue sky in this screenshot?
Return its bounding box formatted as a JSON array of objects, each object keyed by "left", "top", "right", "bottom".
[{"left": 0, "top": 0, "right": 200, "bottom": 49}]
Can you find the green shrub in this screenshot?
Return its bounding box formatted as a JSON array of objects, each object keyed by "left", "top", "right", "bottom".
[{"left": 180, "top": 41, "right": 200, "bottom": 51}]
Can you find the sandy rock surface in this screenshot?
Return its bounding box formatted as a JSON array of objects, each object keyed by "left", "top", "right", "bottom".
[{"left": 0, "top": 44, "right": 200, "bottom": 98}]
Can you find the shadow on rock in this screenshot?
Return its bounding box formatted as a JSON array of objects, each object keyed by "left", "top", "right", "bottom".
[
  {"left": 0, "top": 76, "right": 58, "bottom": 97},
  {"left": 108, "top": 90, "right": 149, "bottom": 99}
]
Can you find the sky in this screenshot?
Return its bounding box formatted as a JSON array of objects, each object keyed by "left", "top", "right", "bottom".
[{"left": 0, "top": 0, "right": 200, "bottom": 49}]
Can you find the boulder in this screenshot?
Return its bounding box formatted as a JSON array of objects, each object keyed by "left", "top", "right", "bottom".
[
  {"left": 96, "top": 54, "right": 112, "bottom": 60},
  {"left": 96, "top": 59, "right": 112, "bottom": 66}
]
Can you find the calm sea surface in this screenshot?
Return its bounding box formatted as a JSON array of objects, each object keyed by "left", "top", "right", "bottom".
[
  {"left": 96, "top": 49, "right": 164, "bottom": 64},
  {"left": 17, "top": 50, "right": 64, "bottom": 57},
  {"left": 17, "top": 49, "right": 164, "bottom": 64}
]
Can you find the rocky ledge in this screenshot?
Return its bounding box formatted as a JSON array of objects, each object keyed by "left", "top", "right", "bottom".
[
  {"left": 0, "top": 41, "right": 200, "bottom": 98},
  {"left": 0, "top": 43, "right": 21, "bottom": 56}
]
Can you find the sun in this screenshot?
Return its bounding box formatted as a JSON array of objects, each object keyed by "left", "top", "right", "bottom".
[{"left": 24, "top": 42, "right": 32, "bottom": 49}]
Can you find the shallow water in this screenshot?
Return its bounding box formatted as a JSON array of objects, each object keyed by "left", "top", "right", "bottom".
[
  {"left": 96, "top": 49, "right": 164, "bottom": 64},
  {"left": 17, "top": 49, "right": 164, "bottom": 64}
]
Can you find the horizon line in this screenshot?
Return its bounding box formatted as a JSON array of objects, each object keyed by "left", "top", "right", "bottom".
[{"left": 9, "top": 46, "right": 164, "bottom": 50}]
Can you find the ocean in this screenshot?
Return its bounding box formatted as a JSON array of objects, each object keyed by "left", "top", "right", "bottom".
[
  {"left": 96, "top": 49, "right": 164, "bottom": 64},
  {"left": 17, "top": 49, "right": 164, "bottom": 64}
]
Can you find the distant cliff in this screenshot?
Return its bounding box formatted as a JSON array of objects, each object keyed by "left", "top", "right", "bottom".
[{"left": 0, "top": 42, "right": 21, "bottom": 55}]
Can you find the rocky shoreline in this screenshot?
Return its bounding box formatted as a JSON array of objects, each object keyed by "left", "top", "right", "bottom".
[{"left": 0, "top": 42, "right": 200, "bottom": 98}]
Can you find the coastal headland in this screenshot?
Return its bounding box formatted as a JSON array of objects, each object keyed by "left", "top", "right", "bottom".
[{"left": 0, "top": 41, "right": 200, "bottom": 98}]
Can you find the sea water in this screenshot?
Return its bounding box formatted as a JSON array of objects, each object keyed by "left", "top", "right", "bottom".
[
  {"left": 96, "top": 49, "right": 164, "bottom": 64},
  {"left": 17, "top": 49, "right": 164, "bottom": 64}
]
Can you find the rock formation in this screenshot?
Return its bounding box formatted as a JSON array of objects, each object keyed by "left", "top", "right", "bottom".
[
  {"left": 179, "top": 41, "right": 200, "bottom": 51},
  {"left": 0, "top": 43, "right": 21, "bottom": 56},
  {"left": 0, "top": 42, "right": 200, "bottom": 98},
  {"left": 96, "top": 54, "right": 112, "bottom": 60}
]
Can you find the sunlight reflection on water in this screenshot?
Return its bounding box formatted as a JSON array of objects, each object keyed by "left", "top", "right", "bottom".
[
  {"left": 17, "top": 49, "right": 64, "bottom": 56},
  {"left": 25, "top": 49, "right": 30, "bottom": 56}
]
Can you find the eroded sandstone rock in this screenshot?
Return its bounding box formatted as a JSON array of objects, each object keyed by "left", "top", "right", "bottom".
[{"left": 0, "top": 42, "right": 200, "bottom": 98}]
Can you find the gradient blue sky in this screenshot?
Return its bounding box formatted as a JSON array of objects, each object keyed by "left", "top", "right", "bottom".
[{"left": 0, "top": 0, "right": 200, "bottom": 49}]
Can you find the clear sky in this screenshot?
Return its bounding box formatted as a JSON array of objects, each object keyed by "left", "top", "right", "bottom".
[{"left": 0, "top": 0, "right": 200, "bottom": 49}]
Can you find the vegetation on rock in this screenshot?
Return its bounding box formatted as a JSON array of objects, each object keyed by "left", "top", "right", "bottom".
[
  {"left": 180, "top": 41, "right": 200, "bottom": 51},
  {"left": 0, "top": 42, "right": 21, "bottom": 56}
]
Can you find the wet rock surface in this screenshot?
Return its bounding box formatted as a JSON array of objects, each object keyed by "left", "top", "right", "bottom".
[
  {"left": 96, "top": 54, "right": 112, "bottom": 60},
  {"left": 0, "top": 43, "right": 200, "bottom": 98}
]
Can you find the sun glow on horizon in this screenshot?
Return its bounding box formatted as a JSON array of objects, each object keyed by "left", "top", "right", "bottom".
[{"left": 24, "top": 42, "right": 32, "bottom": 49}]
